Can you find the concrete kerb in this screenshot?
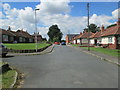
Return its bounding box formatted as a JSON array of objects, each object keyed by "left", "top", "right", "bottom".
[
  {"left": 7, "top": 44, "right": 55, "bottom": 56},
  {"left": 10, "top": 71, "right": 18, "bottom": 88},
  {"left": 69, "top": 45, "right": 120, "bottom": 66}
]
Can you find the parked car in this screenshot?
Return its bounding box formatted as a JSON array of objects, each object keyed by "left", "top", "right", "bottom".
[
  {"left": 54, "top": 42, "right": 60, "bottom": 45},
  {"left": 61, "top": 42, "right": 66, "bottom": 45},
  {"left": 0, "top": 43, "right": 8, "bottom": 57}
]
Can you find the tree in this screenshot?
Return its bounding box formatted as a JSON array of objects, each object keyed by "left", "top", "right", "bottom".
[
  {"left": 84, "top": 24, "right": 100, "bottom": 33},
  {"left": 47, "top": 25, "right": 63, "bottom": 42}
]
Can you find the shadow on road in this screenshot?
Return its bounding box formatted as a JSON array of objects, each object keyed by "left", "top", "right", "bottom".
[{"left": 1, "top": 55, "right": 14, "bottom": 58}]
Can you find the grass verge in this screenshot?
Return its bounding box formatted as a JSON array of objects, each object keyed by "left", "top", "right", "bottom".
[
  {"left": 81, "top": 47, "right": 119, "bottom": 57},
  {"left": 4, "top": 43, "right": 50, "bottom": 50},
  {"left": 0, "top": 70, "right": 16, "bottom": 88}
]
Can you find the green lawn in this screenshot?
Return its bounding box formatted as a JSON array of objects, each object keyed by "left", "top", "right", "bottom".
[
  {"left": 0, "top": 70, "right": 16, "bottom": 88},
  {"left": 4, "top": 43, "right": 50, "bottom": 50},
  {"left": 81, "top": 47, "right": 119, "bottom": 57}
]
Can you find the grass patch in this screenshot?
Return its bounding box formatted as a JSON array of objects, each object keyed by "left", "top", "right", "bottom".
[
  {"left": 0, "top": 70, "right": 16, "bottom": 88},
  {"left": 81, "top": 47, "right": 119, "bottom": 57},
  {"left": 4, "top": 43, "right": 50, "bottom": 50}
]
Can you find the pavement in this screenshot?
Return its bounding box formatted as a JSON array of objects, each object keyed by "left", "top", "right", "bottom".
[
  {"left": 3, "top": 45, "right": 118, "bottom": 88},
  {"left": 69, "top": 45, "right": 119, "bottom": 66},
  {"left": 7, "top": 44, "right": 55, "bottom": 56}
]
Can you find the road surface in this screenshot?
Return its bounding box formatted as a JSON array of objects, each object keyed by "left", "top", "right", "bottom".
[{"left": 3, "top": 45, "right": 118, "bottom": 88}]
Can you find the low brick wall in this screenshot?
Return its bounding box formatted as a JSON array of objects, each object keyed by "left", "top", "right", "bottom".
[{"left": 8, "top": 44, "right": 52, "bottom": 53}]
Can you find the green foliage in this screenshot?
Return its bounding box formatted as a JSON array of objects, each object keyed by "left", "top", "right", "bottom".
[
  {"left": 47, "top": 25, "right": 63, "bottom": 42},
  {"left": 84, "top": 24, "right": 100, "bottom": 33},
  {"left": 81, "top": 47, "right": 119, "bottom": 57}
]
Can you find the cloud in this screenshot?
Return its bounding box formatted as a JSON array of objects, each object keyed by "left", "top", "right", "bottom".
[
  {"left": 112, "top": 8, "right": 120, "bottom": 19},
  {"left": 0, "top": 2, "right": 119, "bottom": 40},
  {"left": 36, "top": 0, "right": 71, "bottom": 14}
]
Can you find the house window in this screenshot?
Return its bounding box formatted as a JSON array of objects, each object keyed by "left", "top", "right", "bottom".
[
  {"left": 3, "top": 35, "right": 8, "bottom": 41},
  {"left": 23, "top": 38, "right": 26, "bottom": 42},
  {"left": 29, "top": 39, "right": 32, "bottom": 42},
  {"left": 19, "top": 37, "right": 23, "bottom": 42},
  {"left": 108, "top": 36, "right": 112, "bottom": 43},
  {"left": 10, "top": 37, "right": 14, "bottom": 41}
]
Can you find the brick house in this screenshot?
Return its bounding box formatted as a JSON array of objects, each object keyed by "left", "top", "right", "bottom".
[
  {"left": 32, "top": 32, "right": 43, "bottom": 43},
  {"left": 0, "top": 28, "right": 16, "bottom": 43},
  {"left": 90, "top": 19, "right": 120, "bottom": 49},
  {"left": 73, "top": 31, "right": 93, "bottom": 45},
  {"left": 1, "top": 27, "right": 35, "bottom": 43},
  {"left": 66, "top": 34, "right": 79, "bottom": 44},
  {"left": 73, "top": 32, "right": 83, "bottom": 44}
]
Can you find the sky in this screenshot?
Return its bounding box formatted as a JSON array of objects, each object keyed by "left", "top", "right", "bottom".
[{"left": 0, "top": 0, "right": 119, "bottom": 40}]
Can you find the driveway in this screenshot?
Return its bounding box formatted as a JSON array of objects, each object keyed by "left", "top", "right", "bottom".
[{"left": 3, "top": 45, "right": 118, "bottom": 88}]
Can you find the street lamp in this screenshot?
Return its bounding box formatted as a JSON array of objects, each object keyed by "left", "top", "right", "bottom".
[
  {"left": 87, "top": 3, "right": 90, "bottom": 51},
  {"left": 35, "top": 8, "right": 40, "bottom": 52}
]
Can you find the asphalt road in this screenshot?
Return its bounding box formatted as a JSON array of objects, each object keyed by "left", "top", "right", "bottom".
[{"left": 3, "top": 45, "right": 118, "bottom": 88}]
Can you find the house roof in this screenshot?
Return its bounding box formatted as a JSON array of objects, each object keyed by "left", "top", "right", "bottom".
[
  {"left": 90, "top": 24, "right": 120, "bottom": 38},
  {"left": 73, "top": 33, "right": 82, "bottom": 40},
  {"left": 16, "top": 30, "right": 34, "bottom": 39},
  {"left": 80, "top": 32, "right": 93, "bottom": 38},
  {"left": 90, "top": 31, "right": 101, "bottom": 38},
  {"left": 0, "top": 28, "right": 16, "bottom": 36},
  {"left": 101, "top": 25, "right": 120, "bottom": 36}
]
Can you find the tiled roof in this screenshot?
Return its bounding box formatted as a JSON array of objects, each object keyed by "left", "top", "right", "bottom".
[
  {"left": 0, "top": 28, "right": 16, "bottom": 36},
  {"left": 74, "top": 34, "right": 82, "bottom": 40},
  {"left": 81, "top": 32, "right": 93, "bottom": 38},
  {"left": 90, "top": 31, "right": 101, "bottom": 38},
  {"left": 101, "top": 25, "right": 120, "bottom": 36},
  {"left": 16, "top": 30, "right": 34, "bottom": 39}
]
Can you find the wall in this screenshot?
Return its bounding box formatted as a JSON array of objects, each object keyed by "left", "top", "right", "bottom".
[
  {"left": 101, "top": 36, "right": 115, "bottom": 44},
  {"left": 90, "top": 39, "right": 94, "bottom": 44},
  {"left": 77, "top": 39, "right": 80, "bottom": 44}
]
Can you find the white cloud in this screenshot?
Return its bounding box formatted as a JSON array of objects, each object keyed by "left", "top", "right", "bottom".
[
  {"left": 112, "top": 8, "right": 120, "bottom": 19},
  {"left": 0, "top": 2, "right": 119, "bottom": 40},
  {"left": 36, "top": 0, "right": 71, "bottom": 14},
  {"left": 90, "top": 14, "right": 113, "bottom": 26}
]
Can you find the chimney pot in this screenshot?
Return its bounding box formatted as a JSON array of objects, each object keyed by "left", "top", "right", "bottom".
[{"left": 101, "top": 25, "right": 105, "bottom": 32}]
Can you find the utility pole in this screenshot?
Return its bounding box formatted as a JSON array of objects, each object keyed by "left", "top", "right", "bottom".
[
  {"left": 87, "top": 3, "right": 90, "bottom": 51},
  {"left": 35, "top": 9, "right": 40, "bottom": 52}
]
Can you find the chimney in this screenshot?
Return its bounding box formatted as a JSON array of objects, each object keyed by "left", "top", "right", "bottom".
[
  {"left": 8, "top": 26, "right": 11, "bottom": 31},
  {"left": 101, "top": 25, "right": 105, "bottom": 32},
  {"left": 80, "top": 32, "right": 82, "bottom": 35},
  {"left": 116, "top": 18, "right": 120, "bottom": 27}
]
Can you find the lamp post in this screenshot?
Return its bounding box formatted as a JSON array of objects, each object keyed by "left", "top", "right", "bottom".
[
  {"left": 35, "top": 9, "right": 40, "bottom": 52},
  {"left": 87, "top": 3, "right": 90, "bottom": 51}
]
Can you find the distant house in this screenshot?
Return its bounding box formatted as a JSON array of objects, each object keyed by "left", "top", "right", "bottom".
[
  {"left": 73, "top": 31, "right": 93, "bottom": 45},
  {"left": 0, "top": 28, "right": 16, "bottom": 43},
  {"left": 32, "top": 32, "right": 43, "bottom": 43},
  {"left": 0, "top": 27, "right": 35, "bottom": 43},
  {"left": 66, "top": 34, "right": 79, "bottom": 44},
  {"left": 73, "top": 32, "right": 83, "bottom": 44}
]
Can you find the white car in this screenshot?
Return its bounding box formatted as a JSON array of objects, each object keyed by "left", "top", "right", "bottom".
[{"left": 0, "top": 43, "right": 8, "bottom": 57}]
